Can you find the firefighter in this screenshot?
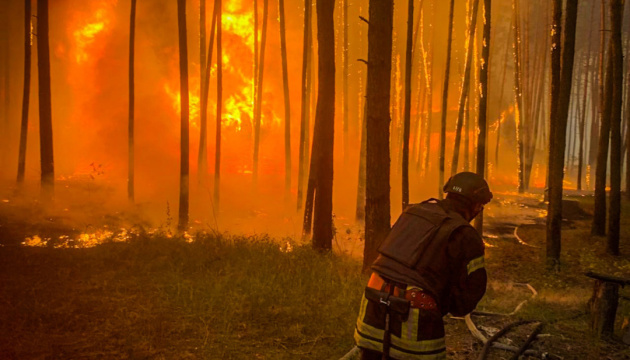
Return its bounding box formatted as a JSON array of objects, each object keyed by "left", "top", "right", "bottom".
[{"left": 354, "top": 172, "right": 492, "bottom": 360}]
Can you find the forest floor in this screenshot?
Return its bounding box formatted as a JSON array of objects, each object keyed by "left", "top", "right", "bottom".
[{"left": 1, "top": 191, "right": 630, "bottom": 359}]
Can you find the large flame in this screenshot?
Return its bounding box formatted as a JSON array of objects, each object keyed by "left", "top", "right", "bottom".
[{"left": 72, "top": 3, "right": 116, "bottom": 64}]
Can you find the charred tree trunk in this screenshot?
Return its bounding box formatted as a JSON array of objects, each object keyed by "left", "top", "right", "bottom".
[
  {"left": 127, "top": 0, "right": 136, "bottom": 201},
  {"left": 253, "top": 0, "right": 269, "bottom": 184},
  {"left": 474, "top": 0, "right": 490, "bottom": 235},
  {"left": 438, "top": 0, "right": 455, "bottom": 198},
  {"left": 198, "top": 0, "right": 207, "bottom": 184},
  {"left": 303, "top": 0, "right": 335, "bottom": 252},
  {"left": 494, "top": 20, "right": 512, "bottom": 169},
  {"left": 199, "top": 0, "right": 218, "bottom": 186},
  {"left": 279, "top": 0, "right": 291, "bottom": 199},
  {"left": 214, "top": 0, "right": 223, "bottom": 207},
  {"left": 513, "top": 0, "right": 526, "bottom": 193},
  {"left": 17, "top": 0, "right": 32, "bottom": 184},
  {"left": 177, "top": 0, "right": 190, "bottom": 232},
  {"left": 546, "top": 0, "right": 578, "bottom": 268},
  {"left": 37, "top": 0, "right": 54, "bottom": 197},
  {"left": 607, "top": 0, "right": 623, "bottom": 256},
  {"left": 402, "top": 0, "right": 414, "bottom": 210},
  {"left": 297, "top": 0, "right": 312, "bottom": 211},
  {"left": 356, "top": 99, "right": 367, "bottom": 222},
  {"left": 364, "top": 0, "right": 393, "bottom": 271},
  {"left": 451, "top": 0, "right": 480, "bottom": 176}
]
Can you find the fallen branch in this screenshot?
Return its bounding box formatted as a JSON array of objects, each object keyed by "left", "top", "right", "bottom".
[
  {"left": 476, "top": 320, "right": 536, "bottom": 360},
  {"left": 509, "top": 322, "right": 543, "bottom": 360}
]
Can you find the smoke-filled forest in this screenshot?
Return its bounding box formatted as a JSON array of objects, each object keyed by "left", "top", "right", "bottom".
[{"left": 1, "top": 0, "right": 630, "bottom": 358}]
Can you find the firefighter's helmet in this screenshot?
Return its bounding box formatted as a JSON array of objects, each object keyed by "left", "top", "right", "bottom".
[{"left": 443, "top": 172, "right": 493, "bottom": 205}]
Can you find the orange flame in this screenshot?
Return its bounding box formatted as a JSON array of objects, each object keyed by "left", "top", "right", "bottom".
[{"left": 72, "top": 8, "right": 110, "bottom": 64}]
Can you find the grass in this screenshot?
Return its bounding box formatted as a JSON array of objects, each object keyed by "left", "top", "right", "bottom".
[{"left": 2, "top": 194, "right": 630, "bottom": 359}]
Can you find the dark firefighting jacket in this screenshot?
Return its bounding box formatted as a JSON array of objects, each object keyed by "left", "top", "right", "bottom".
[{"left": 371, "top": 199, "right": 487, "bottom": 317}]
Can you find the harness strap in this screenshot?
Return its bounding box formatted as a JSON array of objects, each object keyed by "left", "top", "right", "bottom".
[{"left": 382, "top": 282, "right": 395, "bottom": 360}]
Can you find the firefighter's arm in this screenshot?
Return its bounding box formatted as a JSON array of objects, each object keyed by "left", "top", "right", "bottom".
[{"left": 446, "top": 226, "right": 487, "bottom": 317}]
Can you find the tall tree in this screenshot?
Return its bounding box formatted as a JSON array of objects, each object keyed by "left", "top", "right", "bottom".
[
  {"left": 198, "top": 0, "right": 207, "bottom": 183},
  {"left": 438, "top": 0, "right": 455, "bottom": 198},
  {"left": 279, "top": 0, "right": 291, "bottom": 199},
  {"left": 297, "top": 0, "right": 312, "bottom": 210},
  {"left": 577, "top": 15, "right": 596, "bottom": 191},
  {"left": 512, "top": 0, "right": 526, "bottom": 193},
  {"left": 401, "top": 0, "right": 414, "bottom": 210},
  {"left": 177, "top": 0, "right": 190, "bottom": 232},
  {"left": 363, "top": 0, "right": 393, "bottom": 270},
  {"left": 214, "top": 0, "right": 223, "bottom": 207},
  {"left": 474, "top": 0, "right": 491, "bottom": 235},
  {"left": 593, "top": 1, "right": 613, "bottom": 236},
  {"left": 37, "top": 0, "right": 54, "bottom": 196},
  {"left": 546, "top": 0, "right": 578, "bottom": 268},
  {"left": 451, "top": 0, "right": 480, "bottom": 175},
  {"left": 17, "top": 0, "right": 32, "bottom": 184},
  {"left": 127, "top": 0, "right": 136, "bottom": 201},
  {"left": 356, "top": 99, "right": 367, "bottom": 221},
  {"left": 343, "top": 0, "right": 349, "bottom": 167},
  {"left": 607, "top": 0, "right": 623, "bottom": 255},
  {"left": 253, "top": 0, "right": 269, "bottom": 184},
  {"left": 302, "top": 0, "right": 336, "bottom": 252},
  {"left": 199, "top": 0, "right": 219, "bottom": 184}
]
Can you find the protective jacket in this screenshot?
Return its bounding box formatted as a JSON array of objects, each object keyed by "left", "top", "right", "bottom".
[{"left": 354, "top": 199, "right": 487, "bottom": 360}]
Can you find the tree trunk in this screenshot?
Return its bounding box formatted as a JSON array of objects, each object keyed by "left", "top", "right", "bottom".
[
  {"left": 356, "top": 99, "right": 367, "bottom": 222},
  {"left": 607, "top": 0, "right": 623, "bottom": 256},
  {"left": 214, "top": 0, "right": 222, "bottom": 208},
  {"left": 297, "top": 0, "right": 312, "bottom": 211},
  {"left": 37, "top": 0, "right": 54, "bottom": 197},
  {"left": 303, "top": 0, "right": 335, "bottom": 252},
  {"left": 253, "top": 0, "right": 269, "bottom": 184},
  {"left": 199, "top": 1, "right": 218, "bottom": 184},
  {"left": 279, "top": 0, "right": 291, "bottom": 199},
  {"left": 177, "top": 0, "right": 190, "bottom": 232},
  {"left": 127, "top": 0, "right": 136, "bottom": 201},
  {"left": 494, "top": 20, "right": 513, "bottom": 169},
  {"left": 513, "top": 0, "right": 526, "bottom": 193},
  {"left": 474, "top": 0, "right": 490, "bottom": 235},
  {"left": 438, "top": 0, "right": 455, "bottom": 198},
  {"left": 343, "top": 0, "right": 349, "bottom": 167},
  {"left": 420, "top": 2, "right": 434, "bottom": 179},
  {"left": 451, "top": 0, "right": 480, "bottom": 176},
  {"left": 589, "top": 280, "right": 619, "bottom": 338},
  {"left": 546, "top": 0, "right": 578, "bottom": 268},
  {"left": 364, "top": 0, "right": 393, "bottom": 271},
  {"left": 402, "top": 0, "right": 413, "bottom": 210},
  {"left": 578, "top": 8, "right": 596, "bottom": 191},
  {"left": 17, "top": 0, "right": 31, "bottom": 184},
  {"left": 198, "top": 0, "right": 207, "bottom": 184}
]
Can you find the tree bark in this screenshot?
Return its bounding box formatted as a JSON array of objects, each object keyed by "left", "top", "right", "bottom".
[
  {"left": 402, "top": 0, "right": 414, "bottom": 210},
  {"left": 438, "top": 0, "right": 455, "bottom": 198},
  {"left": 343, "top": 0, "right": 349, "bottom": 167},
  {"left": 37, "top": 0, "right": 54, "bottom": 197},
  {"left": 451, "top": 0, "right": 480, "bottom": 176},
  {"left": 303, "top": 0, "right": 335, "bottom": 252},
  {"left": 512, "top": 0, "right": 526, "bottom": 193},
  {"left": 578, "top": 9, "right": 596, "bottom": 191},
  {"left": 589, "top": 280, "right": 619, "bottom": 338},
  {"left": 297, "top": 0, "right": 312, "bottom": 211},
  {"left": 177, "top": 0, "right": 190, "bottom": 232},
  {"left": 364, "top": 0, "right": 393, "bottom": 271},
  {"left": 253, "top": 0, "right": 269, "bottom": 184},
  {"left": 474, "top": 0, "right": 490, "bottom": 235},
  {"left": 17, "top": 0, "right": 31, "bottom": 184},
  {"left": 199, "top": 0, "right": 218, "bottom": 185},
  {"left": 214, "top": 0, "right": 222, "bottom": 208},
  {"left": 279, "top": 0, "right": 291, "bottom": 199},
  {"left": 546, "top": 0, "right": 578, "bottom": 268},
  {"left": 607, "top": 0, "right": 623, "bottom": 256},
  {"left": 356, "top": 99, "right": 367, "bottom": 222},
  {"left": 198, "top": 0, "right": 207, "bottom": 184}
]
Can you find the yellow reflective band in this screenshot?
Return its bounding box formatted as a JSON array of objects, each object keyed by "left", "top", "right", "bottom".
[
  {"left": 405, "top": 308, "right": 419, "bottom": 344},
  {"left": 466, "top": 255, "right": 485, "bottom": 275},
  {"left": 389, "top": 347, "right": 447, "bottom": 360},
  {"left": 390, "top": 334, "right": 445, "bottom": 353},
  {"left": 354, "top": 328, "right": 383, "bottom": 353}
]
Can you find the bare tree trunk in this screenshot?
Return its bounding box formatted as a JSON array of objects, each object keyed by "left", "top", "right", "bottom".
[
  {"left": 198, "top": 0, "right": 207, "bottom": 184},
  {"left": 297, "top": 0, "right": 312, "bottom": 211},
  {"left": 420, "top": 1, "right": 434, "bottom": 179},
  {"left": 578, "top": 39, "right": 594, "bottom": 191},
  {"left": 474, "top": 0, "right": 490, "bottom": 235},
  {"left": 279, "top": 0, "right": 291, "bottom": 199},
  {"left": 494, "top": 20, "right": 513, "bottom": 169},
  {"left": 438, "top": 0, "right": 455, "bottom": 198},
  {"left": 253, "top": 0, "right": 269, "bottom": 184},
  {"left": 17, "top": 0, "right": 31, "bottom": 184},
  {"left": 343, "top": 0, "right": 349, "bottom": 167},
  {"left": 176, "top": 0, "right": 190, "bottom": 232},
  {"left": 546, "top": 0, "right": 578, "bottom": 268},
  {"left": 513, "top": 0, "right": 526, "bottom": 193},
  {"left": 607, "top": 0, "right": 624, "bottom": 256},
  {"left": 303, "top": 0, "right": 335, "bottom": 252},
  {"left": 356, "top": 99, "right": 367, "bottom": 221},
  {"left": 214, "top": 0, "right": 222, "bottom": 208},
  {"left": 199, "top": 0, "right": 218, "bottom": 185},
  {"left": 37, "top": 0, "right": 54, "bottom": 197},
  {"left": 364, "top": 0, "right": 393, "bottom": 271},
  {"left": 402, "top": 0, "right": 414, "bottom": 210},
  {"left": 451, "top": 0, "right": 480, "bottom": 176}
]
